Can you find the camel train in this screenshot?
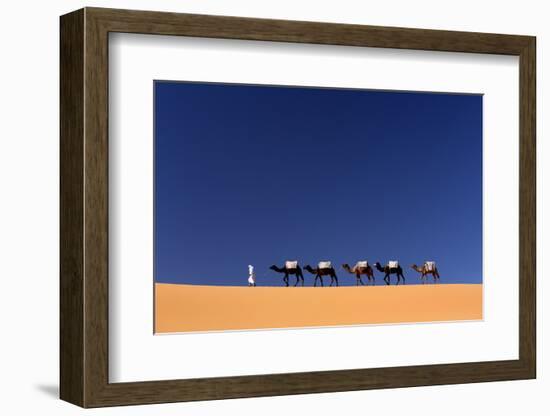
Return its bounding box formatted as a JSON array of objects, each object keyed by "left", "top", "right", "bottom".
[{"left": 270, "top": 260, "right": 439, "bottom": 286}]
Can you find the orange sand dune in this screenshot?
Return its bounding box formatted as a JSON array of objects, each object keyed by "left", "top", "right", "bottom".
[{"left": 155, "top": 283, "right": 482, "bottom": 333}]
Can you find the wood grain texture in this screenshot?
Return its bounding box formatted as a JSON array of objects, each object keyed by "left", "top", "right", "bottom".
[
  {"left": 59, "top": 8, "right": 84, "bottom": 407},
  {"left": 518, "top": 38, "right": 536, "bottom": 376},
  {"left": 83, "top": 9, "right": 110, "bottom": 406},
  {"left": 88, "top": 7, "right": 532, "bottom": 54},
  {"left": 59, "top": 7, "right": 536, "bottom": 408}
]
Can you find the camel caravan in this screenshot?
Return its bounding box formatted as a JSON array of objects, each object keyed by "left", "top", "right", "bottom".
[{"left": 268, "top": 260, "right": 440, "bottom": 287}]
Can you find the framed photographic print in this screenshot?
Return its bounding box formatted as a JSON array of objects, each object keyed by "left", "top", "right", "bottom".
[{"left": 60, "top": 7, "right": 536, "bottom": 408}]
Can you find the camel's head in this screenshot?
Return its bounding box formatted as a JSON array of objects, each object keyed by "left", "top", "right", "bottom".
[
  {"left": 269, "top": 265, "right": 277, "bottom": 271},
  {"left": 411, "top": 264, "right": 417, "bottom": 269},
  {"left": 342, "top": 263, "right": 349, "bottom": 268}
]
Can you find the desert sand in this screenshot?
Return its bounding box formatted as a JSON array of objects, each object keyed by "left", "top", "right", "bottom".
[{"left": 155, "top": 283, "right": 482, "bottom": 333}]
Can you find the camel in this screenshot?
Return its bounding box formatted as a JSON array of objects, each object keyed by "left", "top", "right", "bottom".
[
  {"left": 411, "top": 262, "right": 440, "bottom": 284},
  {"left": 304, "top": 263, "right": 338, "bottom": 287},
  {"left": 373, "top": 261, "right": 405, "bottom": 285},
  {"left": 342, "top": 262, "right": 375, "bottom": 286},
  {"left": 269, "top": 263, "right": 304, "bottom": 287}
]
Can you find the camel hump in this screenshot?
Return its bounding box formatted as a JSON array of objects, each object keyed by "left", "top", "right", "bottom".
[
  {"left": 388, "top": 260, "right": 399, "bottom": 268},
  {"left": 356, "top": 261, "right": 368, "bottom": 268},
  {"left": 425, "top": 261, "right": 436, "bottom": 271},
  {"left": 318, "top": 261, "right": 332, "bottom": 269},
  {"left": 285, "top": 260, "right": 298, "bottom": 269}
]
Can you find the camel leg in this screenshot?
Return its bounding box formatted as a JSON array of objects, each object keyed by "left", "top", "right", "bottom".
[
  {"left": 284, "top": 273, "right": 289, "bottom": 287},
  {"left": 384, "top": 274, "right": 390, "bottom": 285},
  {"left": 319, "top": 276, "right": 324, "bottom": 287},
  {"left": 334, "top": 274, "right": 339, "bottom": 287},
  {"left": 314, "top": 276, "right": 319, "bottom": 287}
]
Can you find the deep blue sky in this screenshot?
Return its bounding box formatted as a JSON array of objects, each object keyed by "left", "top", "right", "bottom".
[{"left": 154, "top": 81, "right": 482, "bottom": 286}]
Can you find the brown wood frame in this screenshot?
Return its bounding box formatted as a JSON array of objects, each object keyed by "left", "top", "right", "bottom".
[{"left": 60, "top": 7, "right": 536, "bottom": 408}]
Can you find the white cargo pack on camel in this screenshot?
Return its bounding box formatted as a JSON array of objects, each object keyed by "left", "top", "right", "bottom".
[
  {"left": 356, "top": 261, "right": 368, "bottom": 268},
  {"left": 285, "top": 260, "right": 298, "bottom": 269},
  {"left": 318, "top": 261, "right": 332, "bottom": 269},
  {"left": 388, "top": 260, "right": 399, "bottom": 268},
  {"left": 425, "top": 261, "right": 436, "bottom": 271}
]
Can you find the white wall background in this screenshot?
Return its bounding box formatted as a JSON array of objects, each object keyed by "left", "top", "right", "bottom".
[{"left": 0, "top": 0, "right": 545, "bottom": 414}]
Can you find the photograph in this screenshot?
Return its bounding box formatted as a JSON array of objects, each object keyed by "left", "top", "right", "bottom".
[
  {"left": 153, "top": 81, "right": 483, "bottom": 333},
  {"left": 55, "top": 5, "right": 537, "bottom": 409}
]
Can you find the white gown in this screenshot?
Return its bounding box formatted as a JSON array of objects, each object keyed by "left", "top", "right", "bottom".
[{"left": 248, "top": 265, "right": 256, "bottom": 285}]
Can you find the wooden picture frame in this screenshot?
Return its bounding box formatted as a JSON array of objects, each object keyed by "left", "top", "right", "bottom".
[{"left": 60, "top": 7, "right": 536, "bottom": 408}]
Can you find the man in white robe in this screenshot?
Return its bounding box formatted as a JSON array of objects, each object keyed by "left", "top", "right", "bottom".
[{"left": 248, "top": 265, "right": 256, "bottom": 287}]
